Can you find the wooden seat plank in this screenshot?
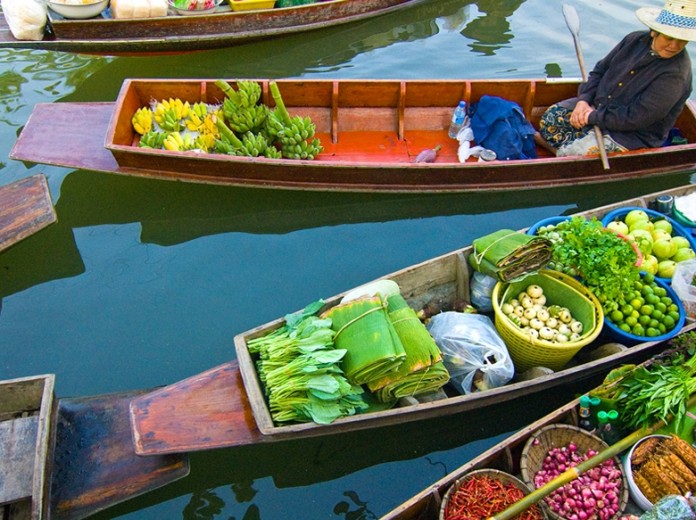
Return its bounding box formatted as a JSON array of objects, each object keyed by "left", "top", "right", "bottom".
[
  {"left": 0, "top": 175, "right": 56, "bottom": 253},
  {"left": 0, "top": 416, "right": 38, "bottom": 505}
]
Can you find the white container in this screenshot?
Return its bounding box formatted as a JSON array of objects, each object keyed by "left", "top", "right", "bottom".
[
  {"left": 623, "top": 434, "right": 669, "bottom": 511},
  {"left": 48, "top": 0, "right": 109, "bottom": 19}
]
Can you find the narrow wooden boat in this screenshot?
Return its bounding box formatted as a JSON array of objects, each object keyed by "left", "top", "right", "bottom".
[
  {"left": 0, "top": 175, "right": 56, "bottom": 253},
  {"left": 379, "top": 389, "right": 624, "bottom": 519},
  {"left": 0, "top": 0, "right": 424, "bottom": 55},
  {"left": 129, "top": 184, "right": 696, "bottom": 456},
  {"left": 11, "top": 78, "right": 696, "bottom": 193},
  {"left": 0, "top": 374, "right": 189, "bottom": 520}
]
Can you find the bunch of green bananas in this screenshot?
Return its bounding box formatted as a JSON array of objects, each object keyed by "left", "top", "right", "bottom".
[
  {"left": 132, "top": 107, "right": 154, "bottom": 135},
  {"left": 216, "top": 80, "right": 268, "bottom": 134},
  {"left": 137, "top": 130, "right": 167, "bottom": 149},
  {"left": 153, "top": 98, "right": 191, "bottom": 133},
  {"left": 273, "top": 114, "right": 323, "bottom": 160},
  {"left": 215, "top": 117, "right": 281, "bottom": 158}
]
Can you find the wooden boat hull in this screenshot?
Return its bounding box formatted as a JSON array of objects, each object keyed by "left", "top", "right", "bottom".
[
  {"left": 130, "top": 184, "right": 696, "bottom": 456},
  {"left": 11, "top": 79, "right": 696, "bottom": 193},
  {"left": 0, "top": 0, "right": 424, "bottom": 55},
  {"left": 0, "top": 374, "right": 189, "bottom": 520}
]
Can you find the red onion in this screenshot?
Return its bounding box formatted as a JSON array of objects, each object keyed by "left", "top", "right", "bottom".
[{"left": 533, "top": 442, "right": 623, "bottom": 520}]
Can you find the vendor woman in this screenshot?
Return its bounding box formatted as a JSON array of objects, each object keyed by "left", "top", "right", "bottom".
[{"left": 537, "top": 0, "right": 695, "bottom": 156}]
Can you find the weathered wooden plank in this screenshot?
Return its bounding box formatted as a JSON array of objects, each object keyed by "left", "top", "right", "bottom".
[
  {"left": 0, "top": 175, "right": 56, "bottom": 253},
  {"left": 0, "top": 416, "right": 38, "bottom": 505},
  {"left": 50, "top": 390, "right": 189, "bottom": 520}
]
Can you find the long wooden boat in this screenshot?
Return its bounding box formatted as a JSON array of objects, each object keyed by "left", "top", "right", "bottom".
[
  {"left": 129, "top": 184, "right": 696, "bottom": 456},
  {"left": 379, "top": 385, "right": 636, "bottom": 519},
  {"left": 0, "top": 374, "right": 189, "bottom": 520},
  {"left": 0, "top": 175, "right": 56, "bottom": 254},
  {"left": 0, "top": 0, "right": 424, "bottom": 55},
  {"left": 11, "top": 78, "right": 696, "bottom": 193}
]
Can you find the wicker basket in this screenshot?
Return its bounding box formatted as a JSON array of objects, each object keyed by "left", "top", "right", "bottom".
[
  {"left": 519, "top": 424, "right": 629, "bottom": 520},
  {"left": 491, "top": 270, "right": 603, "bottom": 371},
  {"left": 439, "top": 468, "right": 547, "bottom": 520}
]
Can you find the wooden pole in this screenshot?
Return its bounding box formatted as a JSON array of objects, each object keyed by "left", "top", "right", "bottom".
[{"left": 562, "top": 4, "right": 610, "bottom": 170}]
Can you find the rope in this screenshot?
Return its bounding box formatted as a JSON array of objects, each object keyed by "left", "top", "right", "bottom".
[{"left": 333, "top": 301, "right": 387, "bottom": 341}]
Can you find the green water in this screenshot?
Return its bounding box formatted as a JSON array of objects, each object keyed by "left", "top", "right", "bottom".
[{"left": 0, "top": 0, "right": 695, "bottom": 518}]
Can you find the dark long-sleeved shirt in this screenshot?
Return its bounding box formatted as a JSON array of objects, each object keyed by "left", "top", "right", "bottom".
[{"left": 564, "top": 31, "right": 692, "bottom": 149}]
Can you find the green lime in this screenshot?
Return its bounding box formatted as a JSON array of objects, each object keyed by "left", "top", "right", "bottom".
[
  {"left": 630, "top": 298, "right": 644, "bottom": 310},
  {"left": 632, "top": 324, "right": 645, "bottom": 336},
  {"left": 640, "top": 304, "right": 654, "bottom": 316},
  {"left": 639, "top": 315, "right": 652, "bottom": 326},
  {"left": 651, "top": 309, "right": 664, "bottom": 321},
  {"left": 645, "top": 294, "right": 660, "bottom": 305},
  {"left": 646, "top": 327, "right": 660, "bottom": 337},
  {"left": 663, "top": 315, "right": 676, "bottom": 329},
  {"left": 643, "top": 272, "right": 655, "bottom": 284},
  {"left": 625, "top": 316, "right": 638, "bottom": 327},
  {"left": 610, "top": 310, "right": 624, "bottom": 323}
]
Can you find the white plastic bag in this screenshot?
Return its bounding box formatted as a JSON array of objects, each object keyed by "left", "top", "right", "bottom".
[
  {"left": 1, "top": 0, "right": 46, "bottom": 41},
  {"left": 672, "top": 259, "right": 696, "bottom": 319},
  {"left": 470, "top": 271, "right": 498, "bottom": 312},
  {"left": 427, "top": 312, "right": 514, "bottom": 394}
]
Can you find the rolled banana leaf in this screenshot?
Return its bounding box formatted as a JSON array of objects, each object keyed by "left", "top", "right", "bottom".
[
  {"left": 469, "top": 229, "right": 552, "bottom": 282},
  {"left": 322, "top": 296, "right": 406, "bottom": 385},
  {"left": 368, "top": 294, "right": 450, "bottom": 402}
]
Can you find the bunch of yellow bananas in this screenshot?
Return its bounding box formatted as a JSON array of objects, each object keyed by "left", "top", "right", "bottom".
[
  {"left": 153, "top": 98, "right": 190, "bottom": 133},
  {"left": 163, "top": 132, "right": 195, "bottom": 152},
  {"left": 132, "top": 107, "right": 154, "bottom": 135}
]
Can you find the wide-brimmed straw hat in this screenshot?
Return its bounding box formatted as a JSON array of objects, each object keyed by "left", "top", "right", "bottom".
[{"left": 636, "top": 0, "right": 696, "bottom": 41}]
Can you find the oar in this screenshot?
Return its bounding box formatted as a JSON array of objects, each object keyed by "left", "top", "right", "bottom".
[
  {"left": 562, "top": 4, "right": 610, "bottom": 170},
  {"left": 488, "top": 392, "right": 696, "bottom": 520}
]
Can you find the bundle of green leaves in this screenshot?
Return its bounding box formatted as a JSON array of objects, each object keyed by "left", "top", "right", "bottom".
[{"left": 247, "top": 300, "right": 368, "bottom": 425}]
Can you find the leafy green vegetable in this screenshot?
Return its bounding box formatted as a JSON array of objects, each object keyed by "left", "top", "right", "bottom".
[
  {"left": 246, "top": 300, "right": 368, "bottom": 425},
  {"left": 541, "top": 216, "right": 640, "bottom": 312},
  {"left": 611, "top": 332, "right": 696, "bottom": 431}
]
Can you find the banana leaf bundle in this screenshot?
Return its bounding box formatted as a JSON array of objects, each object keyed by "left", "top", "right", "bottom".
[
  {"left": 367, "top": 294, "right": 450, "bottom": 402},
  {"left": 322, "top": 296, "right": 406, "bottom": 385},
  {"left": 469, "top": 228, "right": 552, "bottom": 282}
]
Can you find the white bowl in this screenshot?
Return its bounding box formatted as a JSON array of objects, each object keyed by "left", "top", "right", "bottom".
[
  {"left": 168, "top": 0, "right": 221, "bottom": 15},
  {"left": 48, "top": 0, "right": 109, "bottom": 19},
  {"left": 623, "top": 434, "right": 669, "bottom": 511}
]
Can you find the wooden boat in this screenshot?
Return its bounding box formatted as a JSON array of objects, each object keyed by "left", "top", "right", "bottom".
[
  {"left": 11, "top": 78, "right": 696, "bottom": 193},
  {"left": 0, "top": 374, "right": 189, "bottom": 520},
  {"left": 0, "top": 0, "right": 424, "bottom": 55},
  {"left": 379, "top": 384, "right": 637, "bottom": 519},
  {"left": 129, "top": 184, "right": 696, "bottom": 456},
  {"left": 0, "top": 175, "right": 56, "bottom": 253}
]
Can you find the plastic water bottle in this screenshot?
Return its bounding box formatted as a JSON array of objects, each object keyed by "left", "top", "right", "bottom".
[{"left": 448, "top": 100, "right": 468, "bottom": 139}]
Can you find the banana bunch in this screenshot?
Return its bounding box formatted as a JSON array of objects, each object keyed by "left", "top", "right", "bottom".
[
  {"left": 193, "top": 133, "right": 216, "bottom": 153},
  {"left": 153, "top": 98, "right": 191, "bottom": 133},
  {"left": 137, "top": 130, "right": 167, "bottom": 149},
  {"left": 132, "top": 107, "right": 154, "bottom": 135},
  {"left": 163, "top": 131, "right": 195, "bottom": 152},
  {"left": 274, "top": 115, "right": 323, "bottom": 160},
  {"left": 184, "top": 102, "right": 210, "bottom": 132},
  {"left": 217, "top": 80, "right": 268, "bottom": 134}
]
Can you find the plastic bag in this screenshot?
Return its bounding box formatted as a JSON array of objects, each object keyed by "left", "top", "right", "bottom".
[
  {"left": 639, "top": 494, "right": 696, "bottom": 520},
  {"left": 672, "top": 259, "right": 696, "bottom": 319},
  {"left": 427, "top": 312, "right": 514, "bottom": 394},
  {"left": 470, "top": 271, "right": 498, "bottom": 312},
  {"left": 0, "top": 0, "right": 46, "bottom": 41}
]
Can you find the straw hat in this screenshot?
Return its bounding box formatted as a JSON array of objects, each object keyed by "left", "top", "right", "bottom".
[{"left": 636, "top": 0, "right": 696, "bottom": 41}]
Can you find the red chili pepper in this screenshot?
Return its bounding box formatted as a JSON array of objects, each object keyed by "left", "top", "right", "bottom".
[{"left": 444, "top": 475, "right": 543, "bottom": 520}]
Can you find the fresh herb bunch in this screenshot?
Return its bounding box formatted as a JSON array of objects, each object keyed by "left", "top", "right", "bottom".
[
  {"left": 615, "top": 331, "right": 696, "bottom": 431},
  {"left": 540, "top": 216, "right": 641, "bottom": 312}
]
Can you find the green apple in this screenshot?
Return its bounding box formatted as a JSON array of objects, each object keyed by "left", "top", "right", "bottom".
[
  {"left": 625, "top": 209, "right": 650, "bottom": 228},
  {"left": 673, "top": 236, "right": 691, "bottom": 250},
  {"left": 653, "top": 219, "right": 673, "bottom": 234},
  {"left": 653, "top": 236, "right": 678, "bottom": 260},
  {"left": 673, "top": 247, "right": 696, "bottom": 263},
  {"left": 641, "top": 254, "right": 659, "bottom": 275},
  {"left": 657, "top": 259, "right": 677, "bottom": 279},
  {"left": 605, "top": 221, "right": 629, "bottom": 236}
]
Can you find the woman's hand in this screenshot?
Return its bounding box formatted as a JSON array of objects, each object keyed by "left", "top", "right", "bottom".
[{"left": 569, "top": 100, "right": 594, "bottom": 128}]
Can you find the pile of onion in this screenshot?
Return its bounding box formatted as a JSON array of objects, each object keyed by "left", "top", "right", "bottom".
[{"left": 533, "top": 442, "right": 623, "bottom": 520}]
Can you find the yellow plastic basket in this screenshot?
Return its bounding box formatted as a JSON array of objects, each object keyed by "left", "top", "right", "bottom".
[{"left": 491, "top": 270, "right": 603, "bottom": 371}]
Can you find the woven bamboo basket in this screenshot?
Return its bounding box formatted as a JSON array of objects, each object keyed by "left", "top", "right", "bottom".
[
  {"left": 519, "top": 424, "right": 629, "bottom": 520},
  {"left": 491, "top": 270, "right": 603, "bottom": 371},
  {"left": 439, "top": 468, "right": 548, "bottom": 520}
]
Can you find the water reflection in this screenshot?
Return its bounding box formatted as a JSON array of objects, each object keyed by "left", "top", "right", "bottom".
[
  {"left": 333, "top": 491, "right": 378, "bottom": 520},
  {"left": 461, "top": 0, "right": 525, "bottom": 55}
]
